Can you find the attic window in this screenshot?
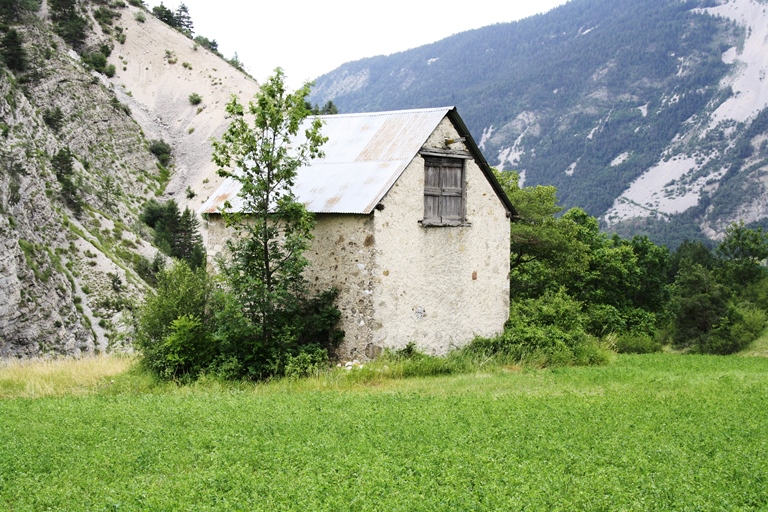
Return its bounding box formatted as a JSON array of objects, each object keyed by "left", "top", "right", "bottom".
[{"left": 422, "top": 156, "right": 466, "bottom": 226}]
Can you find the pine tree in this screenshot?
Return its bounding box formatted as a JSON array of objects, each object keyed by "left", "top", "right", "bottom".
[
  {"left": 1, "top": 29, "right": 26, "bottom": 72},
  {"left": 51, "top": 147, "right": 82, "bottom": 216},
  {"left": 174, "top": 3, "right": 193, "bottom": 36},
  {"left": 173, "top": 207, "right": 205, "bottom": 269}
]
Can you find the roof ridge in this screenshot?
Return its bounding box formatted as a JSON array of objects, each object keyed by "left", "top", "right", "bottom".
[{"left": 314, "top": 106, "right": 454, "bottom": 119}]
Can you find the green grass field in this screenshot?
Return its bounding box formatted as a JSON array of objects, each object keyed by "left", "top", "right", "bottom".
[{"left": 1, "top": 354, "right": 767, "bottom": 511}]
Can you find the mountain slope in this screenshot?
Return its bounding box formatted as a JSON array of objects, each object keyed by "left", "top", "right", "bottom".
[
  {"left": 310, "top": 0, "right": 768, "bottom": 246},
  {"left": 0, "top": 1, "right": 256, "bottom": 357},
  {"left": 104, "top": 6, "right": 259, "bottom": 208}
]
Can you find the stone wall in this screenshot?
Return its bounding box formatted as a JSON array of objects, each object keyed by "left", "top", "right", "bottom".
[
  {"left": 204, "top": 214, "right": 379, "bottom": 360},
  {"left": 303, "top": 215, "right": 377, "bottom": 359}
]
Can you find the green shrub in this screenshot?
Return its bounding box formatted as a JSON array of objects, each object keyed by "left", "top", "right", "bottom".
[
  {"left": 134, "top": 252, "right": 165, "bottom": 286},
  {"left": 155, "top": 315, "right": 213, "bottom": 380},
  {"left": 135, "top": 260, "right": 214, "bottom": 379},
  {"left": 284, "top": 346, "right": 328, "bottom": 379},
  {"left": 188, "top": 92, "right": 202, "bottom": 105},
  {"left": 614, "top": 333, "right": 662, "bottom": 354},
  {"left": 81, "top": 51, "right": 107, "bottom": 71},
  {"left": 698, "top": 302, "right": 766, "bottom": 355},
  {"left": 469, "top": 288, "right": 609, "bottom": 367},
  {"left": 1, "top": 29, "right": 27, "bottom": 72},
  {"left": 42, "top": 107, "right": 64, "bottom": 132},
  {"left": 212, "top": 287, "right": 343, "bottom": 381},
  {"left": 148, "top": 139, "right": 172, "bottom": 166},
  {"left": 50, "top": 6, "right": 88, "bottom": 50},
  {"left": 133, "top": 11, "right": 145, "bottom": 22}
]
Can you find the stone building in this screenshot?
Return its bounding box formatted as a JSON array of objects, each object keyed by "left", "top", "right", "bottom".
[{"left": 200, "top": 107, "right": 515, "bottom": 359}]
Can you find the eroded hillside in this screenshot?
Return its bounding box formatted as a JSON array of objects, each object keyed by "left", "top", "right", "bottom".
[{"left": 0, "top": 0, "right": 257, "bottom": 356}]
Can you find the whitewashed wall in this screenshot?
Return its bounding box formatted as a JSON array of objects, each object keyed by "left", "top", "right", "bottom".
[{"left": 365, "top": 117, "right": 510, "bottom": 355}]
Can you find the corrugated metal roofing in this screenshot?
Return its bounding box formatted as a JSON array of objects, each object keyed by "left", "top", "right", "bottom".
[{"left": 200, "top": 107, "right": 453, "bottom": 215}]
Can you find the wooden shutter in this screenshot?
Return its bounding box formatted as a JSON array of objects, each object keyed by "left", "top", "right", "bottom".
[
  {"left": 424, "top": 160, "right": 442, "bottom": 224},
  {"left": 440, "top": 160, "right": 464, "bottom": 225},
  {"left": 423, "top": 157, "right": 464, "bottom": 225}
]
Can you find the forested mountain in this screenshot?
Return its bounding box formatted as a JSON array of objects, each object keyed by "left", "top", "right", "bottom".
[{"left": 310, "top": 0, "right": 768, "bottom": 247}]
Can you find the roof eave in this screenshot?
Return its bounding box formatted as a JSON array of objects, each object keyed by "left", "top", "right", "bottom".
[{"left": 446, "top": 108, "right": 518, "bottom": 219}]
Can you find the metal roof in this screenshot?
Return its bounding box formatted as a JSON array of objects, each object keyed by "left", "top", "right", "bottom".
[{"left": 200, "top": 106, "right": 516, "bottom": 216}]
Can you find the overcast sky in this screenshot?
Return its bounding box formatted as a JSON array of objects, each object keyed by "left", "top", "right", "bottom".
[{"left": 144, "top": 0, "right": 570, "bottom": 88}]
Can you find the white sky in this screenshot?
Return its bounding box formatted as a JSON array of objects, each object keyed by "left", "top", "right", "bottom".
[{"left": 144, "top": 0, "right": 569, "bottom": 89}]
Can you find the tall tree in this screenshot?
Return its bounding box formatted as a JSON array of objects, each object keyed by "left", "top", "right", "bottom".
[
  {"left": 716, "top": 220, "right": 768, "bottom": 285},
  {"left": 174, "top": 3, "right": 193, "bottom": 36},
  {"left": 212, "top": 68, "right": 340, "bottom": 378},
  {"left": 51, "top": 147, "right": 82, "bottom": 216}
]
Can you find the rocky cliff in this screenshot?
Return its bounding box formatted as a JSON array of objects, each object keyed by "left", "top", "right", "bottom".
[{"left": 0, "top": 0, "right": 258, "bottom": 357}]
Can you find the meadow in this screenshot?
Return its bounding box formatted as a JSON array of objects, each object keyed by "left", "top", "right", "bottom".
[{"left": 1, "top": 353, "right": 767, "bottom": 511}]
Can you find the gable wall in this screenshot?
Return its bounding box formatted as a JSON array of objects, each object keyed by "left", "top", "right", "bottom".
[{"left": 369, "top": 117, "right": 510, "bottom": 355}]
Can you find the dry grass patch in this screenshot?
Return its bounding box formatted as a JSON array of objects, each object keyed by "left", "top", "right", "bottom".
[{"left": 0, "top": 355, "right": 137, "bottom": 398}]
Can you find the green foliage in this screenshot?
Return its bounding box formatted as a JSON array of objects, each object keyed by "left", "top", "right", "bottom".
[
  {"left": 152, "top": 2, "right": 193, "bottom": 36},
  {"left": 210, "top": 69, "right": 341, "bottom": 380},
  {"left": 716, "top": 220, "right": 768, "bottom": 285},
  {"left": 666, "top": 222, "right": 768, "bottom": 354},
  {"left": 151, "top": 2, "right": 174, "bottom": 26},
  {"left": 1, "top": 28, "right": 26, "bottom": 71},
  {"left": 284, "top": 346, "right": 328, "bottom": 379},
  {"left": 48, "top": 0, "right": 88, "bottom": 49},
  {"left": 135, "top": 260, "right": 214, "bottom": 379},
  {"left": 140, "top": 199, "right": 205, "bottom": 270},
  {"left": 42, "top": 107, "right": 64, "bottom": 132},
  {"left": 495, "top": 170, "right": 566, "bottom": 273},
  {"left": 613, "top": 332, "right": 662, "bottom": 354},
  {"left": 93, "top": 6, "right": 119, "bottom": 30},
  {"left": 471, "top": 288, "right": 610, "bottom": 367},
  {"left": 307, "top": 100, "right": 339, "bottom": 115},
  {"left": 173, "top": 3, "right": 192, "bottom": 36},
  {"left": 134, "top": 251, "right": 164, "bottom": 286},
  {"left": 226, "top": 52, "right": 245, "bottom": 73},
  {"left": 188, "top": 92, "right": 201, "bottom": 105},
  {"left": 699, "top": 302, "right": 766, "bottom": 355},
  {"left": 498, "top": 171, "right": 669, "bottom": 344},
  {"left": 0, "top": 0, "right": 40, "bottom": 23},
  {"left": 148, "top": 139, "right": 172, "bottom": 166},
  {"left": 51, "top": 147, "right": 82, "bottom": 216},
  {"left": 667, "top": 239, "right": 715, "bottom": 280},
  {"left": 81, "top": 48, "right": 115, "bottom": 77},
  {"left": 193, "top": 35, "right": 219, "bottom": 55}
]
